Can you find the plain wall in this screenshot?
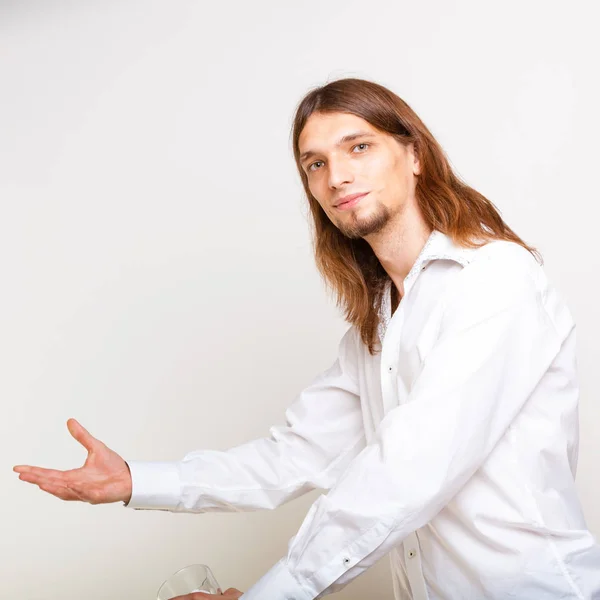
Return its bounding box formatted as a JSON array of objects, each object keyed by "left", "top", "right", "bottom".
[{"left": 1, "top": 1, "right": 598, "bottom": 598}]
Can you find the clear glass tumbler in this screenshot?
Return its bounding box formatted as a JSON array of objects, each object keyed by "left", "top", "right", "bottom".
[{"left": 157, "top": 564, "right": 222, "bottom": 599}]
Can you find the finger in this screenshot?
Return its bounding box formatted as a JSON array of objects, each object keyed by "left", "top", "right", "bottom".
[
  {"left": 16, "top": 470, "right": 82, "bottom": 501},
  {"left": 22, "top": 472, "right": 90, "bottom": 502},
  {"left": 37, "top": 480, "right": 81, "bottom": 501},
  {"left": 14, "top": 465, "right": 71, "bottom": 478},
  {"left": 67, "top": 418, "right": 100, "bottom": 453},
  {"left": 16, "top": 468, "right": 73, "bottom": 486},
  {"left": 18, "top": 472, "right": 79, "bottom": 496}
]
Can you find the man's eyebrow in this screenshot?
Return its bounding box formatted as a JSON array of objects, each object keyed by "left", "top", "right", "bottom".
[{"left": 299, "top": 131, "right": 377, "bottom": 164}]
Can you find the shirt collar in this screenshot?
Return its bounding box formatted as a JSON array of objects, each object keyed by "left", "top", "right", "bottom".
[
  {"left": 410, "top": 229, "right": 474, "bottom": 273},
  {"left": 377, "top": 230, "right": 474, "bottom": 341}
]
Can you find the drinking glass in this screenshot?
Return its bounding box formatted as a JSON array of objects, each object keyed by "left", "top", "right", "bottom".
[{"left": 157, "top": 564, "right": 222, "bottom": 599}]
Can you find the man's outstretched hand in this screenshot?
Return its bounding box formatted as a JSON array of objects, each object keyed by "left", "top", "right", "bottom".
[
  {"left": 13, "top": 418, "right": 132, "bottom": 505},
  {"left": 169, "top": 589, "right": 243, "bottom": 600}
]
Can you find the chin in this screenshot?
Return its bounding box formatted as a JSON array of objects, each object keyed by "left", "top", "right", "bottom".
[{"left": 339, "top": 210, "right": 391, "bottom": 239}]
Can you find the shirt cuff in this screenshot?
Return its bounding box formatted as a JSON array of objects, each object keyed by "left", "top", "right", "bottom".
[
  {"left": 124, "top": 460, "right": 181, "bottom": 510},
  {"left": 240, "top": 559, "right": 315, "bottom": 600}
]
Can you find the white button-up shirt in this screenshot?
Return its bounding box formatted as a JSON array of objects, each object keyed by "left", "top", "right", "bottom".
[{"left": 127, "top": 230, "right": 600, "bottom": 599}]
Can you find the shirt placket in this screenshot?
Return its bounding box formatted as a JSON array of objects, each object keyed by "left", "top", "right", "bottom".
[
  {"left": 403, "top": 531, "right": 429, "bottom": 600},
  {"left": 379, "top": 266, "right": 430, "bottom": 600},
  {"left": 379, "top": 264, "right": 425, "bottom": 413}
]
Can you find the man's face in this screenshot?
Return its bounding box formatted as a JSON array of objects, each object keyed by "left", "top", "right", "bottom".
[{"left": 298, "top": 111, "right": 420, "bottom": 239}]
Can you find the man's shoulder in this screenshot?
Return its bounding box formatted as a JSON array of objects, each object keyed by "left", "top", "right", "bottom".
[
  {"left": 447, "top": 239, "right": 546, "bottom": 309},
  {"left": 462, "top": 239, "right": 541, "bottom": 280},
  {"left": 449, "top": 238, "right": 574, "bottom": 337}
]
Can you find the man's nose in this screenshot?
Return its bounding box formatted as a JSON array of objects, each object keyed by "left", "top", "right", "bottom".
[{"left": 327, "top": 158, "right": 354, "bottom": 189}]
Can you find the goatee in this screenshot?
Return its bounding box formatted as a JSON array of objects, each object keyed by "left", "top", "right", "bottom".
[{"left": 338, "top": 204, "right": 392, "bottom": 240}]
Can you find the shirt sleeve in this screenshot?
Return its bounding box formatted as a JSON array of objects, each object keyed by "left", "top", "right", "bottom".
[
  {"left": 125, "top": 327, "right": 366, "bottom": 512},
  {"left": 239, "top": 249, "right": 574, "bottom": 599}
]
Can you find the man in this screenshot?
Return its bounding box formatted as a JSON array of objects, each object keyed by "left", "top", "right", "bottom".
[{"left": 14, "top": 78, "right": 600, "bottom": 599}]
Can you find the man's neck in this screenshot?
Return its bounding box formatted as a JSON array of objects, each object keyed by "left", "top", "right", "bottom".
[{"left": 364, "top": 205, "right": 432, "bottom": 300}]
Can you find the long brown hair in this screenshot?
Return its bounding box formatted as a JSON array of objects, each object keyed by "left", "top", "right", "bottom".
[{"left": 291, "top": 78, "right": 540, "bottom": 355}]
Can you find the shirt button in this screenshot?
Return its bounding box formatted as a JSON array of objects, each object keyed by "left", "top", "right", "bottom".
[
  {"left": 408, "top": 549, "right": 416, "bottom": 559},
  {"left": 387, "top": 365, "right": 393, "bottom": 372},
  {"left": 343, "top": 557, "right": 350, "bottom": 565}
]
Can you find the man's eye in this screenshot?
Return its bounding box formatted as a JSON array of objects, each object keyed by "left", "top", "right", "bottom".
[
  {"left": 308, "top": 161, "right": 324, "bottom": 172},
  {"left": 353, "top": 143, "right": 369, "bottom": 152}
]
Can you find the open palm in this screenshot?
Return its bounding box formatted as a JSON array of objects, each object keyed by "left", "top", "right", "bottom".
[{"left": 14, "top": 418, "right": 132, "bottom": 504}]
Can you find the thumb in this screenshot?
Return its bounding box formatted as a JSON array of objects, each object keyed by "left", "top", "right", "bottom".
[{"left": 67, "top": 418, "right": 99, "bottom": 453}]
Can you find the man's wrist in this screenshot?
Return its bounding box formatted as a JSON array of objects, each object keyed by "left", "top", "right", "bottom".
[{"left": 122, "top": 461, "right": 133, "bottom": 505}]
